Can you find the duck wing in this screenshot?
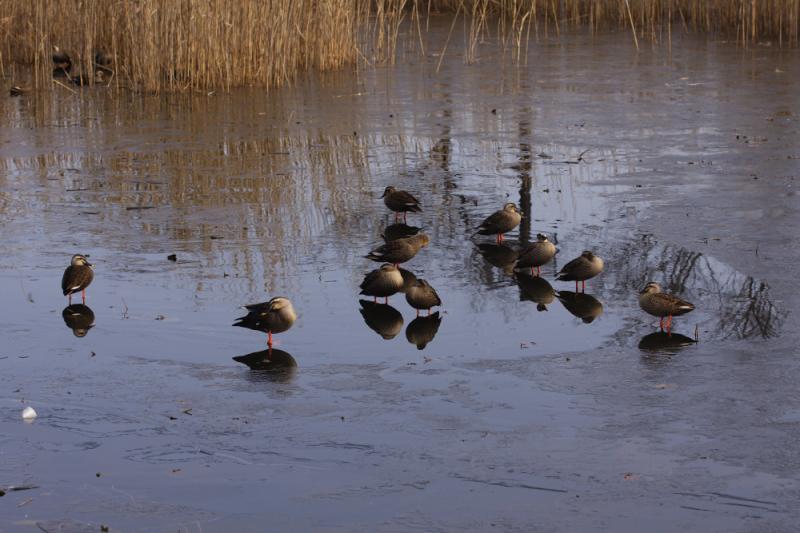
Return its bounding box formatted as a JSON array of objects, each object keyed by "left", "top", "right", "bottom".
[
  {"left": 652, "top": 292, "right": 695, "bottom": 315},
  {"left": 476, "top": 210, "right": 505, "bottom": 232},
  {"left": 389, "top": 190, "right": 422, "bottom": 211}
]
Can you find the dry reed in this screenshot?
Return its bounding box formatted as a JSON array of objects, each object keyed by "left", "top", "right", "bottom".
[{"left": 0, "top": 0, "right": 798, "bottom": 92}]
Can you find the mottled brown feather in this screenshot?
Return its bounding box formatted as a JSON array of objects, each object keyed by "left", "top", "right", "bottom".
[{"left": 61, "top": 265, "right": 94, "bottom": 295}]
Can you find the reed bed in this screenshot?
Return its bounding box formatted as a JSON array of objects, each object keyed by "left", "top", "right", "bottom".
[
  {"left": 453, "top": 0, "right": 800, "bottom": 57},
  {"left": 0, "top": 0, "right": 394, "bottom": 92},
  {"left": 1, "top": 0, "right": 798, "bottom": 92}
]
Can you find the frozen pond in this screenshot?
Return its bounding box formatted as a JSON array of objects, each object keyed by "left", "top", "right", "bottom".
[{"left": 1, "top": 25, "right": 799, "bottom": 532}]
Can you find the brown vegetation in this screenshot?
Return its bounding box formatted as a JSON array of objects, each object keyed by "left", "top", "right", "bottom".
[{"left": 0, "top": 0, "right": 797, "bottom": 92}]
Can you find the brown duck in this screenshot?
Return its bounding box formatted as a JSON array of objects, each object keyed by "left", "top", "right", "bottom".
[
  {"left": 52, "top": 45, "right": 72, "bottom": 78},
  {"left": 62, "top": 254, "right": 94, "bottom": 304},
  {"left": 382, "top": 186, "right": 421, "bottom": 222},
  {"left": 233, "top": 297, "right": 297, "bottom": 347},
  {"left": 359, "top": 264, "right": 404, "bottom": 303},
  {"left": 397, "top": 267, "right": 418, "bottom": 293},
  {"left": 556, "top": 251, "right": 604, "bottom": 292},
  {"left": 405, "top": 279, "right": 441, "bottom": 316},
  {"left": 475, "top": 203, "right": 522, "bottom": 243},
  {"left": 638, "top": 282, "right": 695, "bottom": 332},
  {"left": 515, "top": 233, "right": 557, "bottom": 276},
  {"left": 366, "top": 233, "right": 429, "bottom": 265}
]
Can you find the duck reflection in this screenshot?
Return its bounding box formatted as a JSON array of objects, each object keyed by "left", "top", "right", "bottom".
[
  {"left": 405, "top": 312, "right": 442, "bottom": 350},
  {"left": 638, "top": 331, "right": 697, "bottom": 353},
  {"left": 516, "top": 274, "right": 556, "bottom": 311},
  {"left": 476, "top": 243, "right": 519, "bottom": 273},
  {"left": 382, "top": 223, "right": 422, "bottom": 242},
  {"left": 359, "top": 299, "right": 404, "bottom": 340},
  {"left": 556, "top": 291, "right": 604, "bottom": 324},
  {"left": 62, "top": 304, "right": 95, "bottom": 337},
  {"left": 233, "top": 348, "right": 297, "bottom": 383}
]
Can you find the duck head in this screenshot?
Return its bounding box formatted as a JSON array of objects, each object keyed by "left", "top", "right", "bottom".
[
  {"left": 71, "top": 254, "right": 92, "bottom": 267},
  {"left": 640, "top": 282, "right": 662, "bottom": 295}
]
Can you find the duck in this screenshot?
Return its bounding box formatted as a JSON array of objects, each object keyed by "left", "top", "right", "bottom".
[
  {"left": 514, "top": 233, "right": 556, "bottom": 276},
  {"left": 359, "top": 300, "right": 404, "bottom": 340},
  {"left": 475, "top": 203, "right": 522, "bottom": 243},
  {"left": 366, "top": 233, "right": 429, "bottom": 265},
  {"left": 556, "top": 291, "right": 604, "bottom": 324},
  {"left": 405, "top": 279, "right": 441, "bottom": 316},
  {"left": 381, "top": 186, "right": 421, "bottom": 222},
  {"left": 638, "top": 282, "right": 695, "bottom": 332},
  {"left": 52, "top": 45, "right": 72, "bottom": 78},
  {"left": 405, "top": 312, "right": 442, "bottom": 350},
  {"left": 94, "top": 50, "right": 113, "bottom": 74},
  {"left": 62, "top": 254, "right": 94, "bottom": 305},
  {"left": 397, "top": 267, "right": 418, "bottom": 293},
  {"left": 9, "top": 86, "right": 28, "bottom": 97},
  {"left": 233, "top": 296, "right": 297, "bottom": 347},
  {"left": 556, "top": 251, "right": 604, "bottom": 292},
  {"left": 359, "top": 264, "right": 404, "bottom": 303}
]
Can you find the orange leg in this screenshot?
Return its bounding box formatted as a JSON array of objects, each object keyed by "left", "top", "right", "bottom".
[
  {"left": 267, "top": 331, "right": 273, "bottom": 347},
  {"left": 82, "top": 289, "right": 86, "bottom": 304}
]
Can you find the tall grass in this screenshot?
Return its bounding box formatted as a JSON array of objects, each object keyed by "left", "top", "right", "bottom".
[
  {"left": 456, "top": 0, "right": 800, "bottom": 55},
  {"left": 0, "top": 0, "right": 394, "bottom": 92},
  {"left": 1, "top": 0, "right": 798, "bottom": 92}
]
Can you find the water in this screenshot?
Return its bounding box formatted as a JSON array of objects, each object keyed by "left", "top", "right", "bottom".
[{"left": 1, "top": 26, "right": 799, "bottom": 532}]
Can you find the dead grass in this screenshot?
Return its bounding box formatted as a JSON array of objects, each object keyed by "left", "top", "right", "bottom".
[{"left": 0, "top": 0, "right": 797, "bottom": 92}]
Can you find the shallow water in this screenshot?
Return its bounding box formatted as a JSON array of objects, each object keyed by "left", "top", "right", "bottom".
[{"left": 1, "top": 24, "right": 800, "bottom": 532}]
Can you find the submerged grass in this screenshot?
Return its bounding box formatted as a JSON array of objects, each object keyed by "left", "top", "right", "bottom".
[{"left": 1, "top": 0, "right": 798, "bottom": 92}]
